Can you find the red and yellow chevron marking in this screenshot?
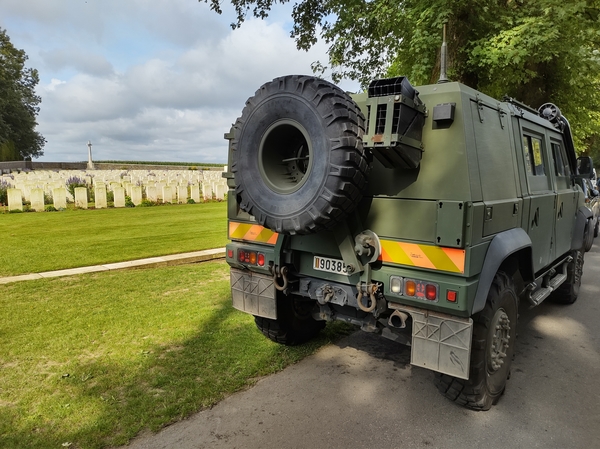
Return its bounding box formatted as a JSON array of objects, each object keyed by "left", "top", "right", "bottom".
[
  {"left": 380, "top": 240, "right": 466, "bottom": 274},
  {"left": 228, "top": 221, "right": 278, "bottom": 245}
]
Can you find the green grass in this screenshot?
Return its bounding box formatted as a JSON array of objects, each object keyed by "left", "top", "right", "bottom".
[
  {"left": 0, "top": 261, "right": 354, "bottom": 449},
  {"left": 0, "top": 202, "right": 228, "bottom": 277}
]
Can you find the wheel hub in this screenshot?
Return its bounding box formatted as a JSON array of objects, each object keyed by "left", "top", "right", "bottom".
[
  {"left": 488, "top": 310, "right": 511, "bottom": 373},
  {"left": 258, "top": 119, "right": 313, "bottom": 194}
]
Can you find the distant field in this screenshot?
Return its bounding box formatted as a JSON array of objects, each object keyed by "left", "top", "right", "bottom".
[{"left": 0, "top": 202, "right": 228, "bottom": 277}]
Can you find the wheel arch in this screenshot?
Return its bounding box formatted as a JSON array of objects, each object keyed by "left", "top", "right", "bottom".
[
  {"left": 574, "top": 206, "right": 592, "bottom": 251},
  {"left": 472, "top": 228, "right": 533, "bottom": 315}
]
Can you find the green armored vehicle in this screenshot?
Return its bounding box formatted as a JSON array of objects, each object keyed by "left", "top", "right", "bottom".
[{"left": 223, "top": 72, "right": 594, "bottom": 410}]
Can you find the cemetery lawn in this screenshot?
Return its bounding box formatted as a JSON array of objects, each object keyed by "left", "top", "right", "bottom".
[
  {"left": 0, "top": 261, "right": 355, "bottom": 449},
  {"left": 0, "top": 202, "right": 228, "bottom": 277}
]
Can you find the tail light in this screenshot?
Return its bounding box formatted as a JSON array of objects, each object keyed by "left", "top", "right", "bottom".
[{"left": 237, "top": 249, "right": 265, "bottom": 267}]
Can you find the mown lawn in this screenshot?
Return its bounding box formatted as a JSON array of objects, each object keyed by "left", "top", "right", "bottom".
[
  {"left": 0, "top": 202, "right": 228, "bottom": 277},
  {"left": 0, "top": 261, "right": 354, "bottom": 449}
]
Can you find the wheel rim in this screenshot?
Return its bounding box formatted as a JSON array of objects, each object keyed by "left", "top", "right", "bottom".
[
  {"left": 487, "top": 308, "right": 511, "bottom": 373},
  {"left": 258, "top": 119, "right": 313, "bottom": 194}
]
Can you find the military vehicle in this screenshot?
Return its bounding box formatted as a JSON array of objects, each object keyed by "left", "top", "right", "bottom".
[{"left": 222, "top": 54, "right": 594, "bottom": 410}]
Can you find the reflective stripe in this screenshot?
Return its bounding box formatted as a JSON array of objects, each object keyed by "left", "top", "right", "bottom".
[
  {"left": 380, "top": 240, "right": 466, "bottom": 274},
  {"left": 229, "top": 222, "right": 278, "bottom": 244}
]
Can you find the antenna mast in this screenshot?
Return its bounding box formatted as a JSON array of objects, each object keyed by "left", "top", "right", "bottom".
[{"left": 437, "top": 23, "right": 450, "bottom": 84}]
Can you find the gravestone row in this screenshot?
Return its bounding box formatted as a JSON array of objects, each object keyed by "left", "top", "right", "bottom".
[{"left": 1, "top": 168, "right": 227, "bottom": 212}]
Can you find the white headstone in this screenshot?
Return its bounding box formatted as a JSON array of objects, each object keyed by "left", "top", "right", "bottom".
[
  {"left": 95, "top": 187, "right": 107, "bottom": 209},
  {"left": 156, "top": 181, "right": 166, "bottom": 200},
  {"left": 7, "top": 188, "right": 23, "bottom": 211},
  {"left": 177, "top": 185, "right": 187, "bottom": 204},
  {"left": 131, "top": 185, "right": 143, "bottom": 206},
  {"left": 113, "top": 186, "right": 126, "bottom": 208},
  {"left": 30, "top": 188, "right": 45, "bottom": 211},
  {"left": 215, "top": 184, "right": 227, "bottom": 201},
  {"left": 146, "top": 185, "right": 158, "bottom": 202},
  {"left": 162, "top": 185, "right": 173, "bottom": 203},
  {"left": 202, "top": 183, "right": 212, "bottom": 200},
  {"left": 190, "top": 184, "right": 200, "bottom": 203},
  {"left": 123, "top": 181, "right": 132, "bottom": 197},
  {"left": 74, "top": 187, "right": 88, "bottom": 209},
  {"left": 52, "top": 187, "right": 67, "bottom": 210}
]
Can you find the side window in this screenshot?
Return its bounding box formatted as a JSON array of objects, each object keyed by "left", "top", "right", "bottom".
[
  {"left": 551, "top": 140, "right": 572, "bottom": 190},
  {"left": 523, "top": 135, "right": 546, "bottom": 176},
  {"left": 551, "top": 141, "right": 571, "bottom": 177}
]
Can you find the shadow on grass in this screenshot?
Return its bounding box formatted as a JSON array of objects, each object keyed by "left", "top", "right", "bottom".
[{"left": 0, "top": 283, "right": 354, "bottom": 449}]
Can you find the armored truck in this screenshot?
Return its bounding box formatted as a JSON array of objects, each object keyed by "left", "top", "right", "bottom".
[{"left": 223, "top": 74, "right": 593, "bottom": 410}]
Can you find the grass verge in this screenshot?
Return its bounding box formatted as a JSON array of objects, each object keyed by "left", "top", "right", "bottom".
[
  {"left": 0, "top": 202, "right": 227, "bottom": 277},
  {"left": 0, "top": 261, "right": 354, "bottom": 449}
]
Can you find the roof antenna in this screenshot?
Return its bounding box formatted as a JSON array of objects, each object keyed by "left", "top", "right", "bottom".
[{"left": 437, "top": 22, "right": 450, "bottom": 84}]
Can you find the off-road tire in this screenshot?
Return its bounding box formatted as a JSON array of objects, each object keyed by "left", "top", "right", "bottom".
[
  {"left": 254, "top": 296, "right": 325, "bottom": 345},
  {"left": 584, "top": 219, "right": 593, "bottom": 252},
  {"left": 551, "top": 248, "right": 584, "bottom": 304},
  {"left": 435, "top": 271, "right": 518, "bottom": 411},
  {"left": 231, "top": 75, "right": 368, "bottom": 235}
]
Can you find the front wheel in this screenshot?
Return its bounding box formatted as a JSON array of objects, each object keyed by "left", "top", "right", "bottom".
[
  {"left": 435, "top": 271, "right": 518, "bottom": 411},
  {"left": 551, "top": 248, "right": 584, "bottom": 304},
  {"left": 584, "top": 219, "right": 594, "bottom": 252}
]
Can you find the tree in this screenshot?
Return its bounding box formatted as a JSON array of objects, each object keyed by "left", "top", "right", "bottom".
[
  {"left": 0, "top": 28, "right": 45, "bottom": 161},
  {"left": 203, "top": 0, "right": 600, "bottom": 157}
]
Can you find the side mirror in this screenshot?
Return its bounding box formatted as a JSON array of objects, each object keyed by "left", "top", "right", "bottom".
[{"left": 577, "top": 156, "right": 594, "bottom": 178}]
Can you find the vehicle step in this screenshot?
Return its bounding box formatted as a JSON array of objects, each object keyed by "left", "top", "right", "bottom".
[
  {"left": 530, "top": 287, "right": 552, "bottom": 306},
  {"left": 549, "top": 273, "right": 567, "bottom": 289},
  {"left": 529, "top": 271, "right": 568, "bottom": 306}
]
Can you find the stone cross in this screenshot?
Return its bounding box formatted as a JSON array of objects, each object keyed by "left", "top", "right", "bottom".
[{"left": 87, "top": 141, "right": 95, "bottom": 170}]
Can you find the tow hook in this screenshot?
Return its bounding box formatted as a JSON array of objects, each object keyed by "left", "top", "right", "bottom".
[
  {"left": 270, "top": 265, "right": 289, "bottom": 291},
  {"left": 356, "top": 282, "right": 381, "bottom": 313}
]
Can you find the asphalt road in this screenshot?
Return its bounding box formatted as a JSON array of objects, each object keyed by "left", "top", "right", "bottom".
[{"left": 122, "top": 246, "right": 600, "bottom": 449}]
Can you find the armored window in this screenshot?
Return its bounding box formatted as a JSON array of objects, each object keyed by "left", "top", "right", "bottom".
[
  {"left": 522, "top": 135, "right": 545, "bottom": 176},
  {"left": 551, "top": 142, "right": 571, "bottom": 178}
]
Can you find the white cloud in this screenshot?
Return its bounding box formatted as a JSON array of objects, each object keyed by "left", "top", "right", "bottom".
[
  {"left": 1, "top": 0, "right": 359, "bottom": 163},
  {"left": 40, "top": 48, "right": 114, "bottom": 77}
]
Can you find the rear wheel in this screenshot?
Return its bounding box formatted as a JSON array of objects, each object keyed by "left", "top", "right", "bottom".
[
  {"left": 254, "top": 296, "right": 325, "bottom": 345},
  {"left": 435, "top": 271, "right": 518, "bottom": 411}
]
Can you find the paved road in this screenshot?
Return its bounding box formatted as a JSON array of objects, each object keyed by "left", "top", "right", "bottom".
[{"left": 122, "top": 246, "right": 600, "bottom": 449}]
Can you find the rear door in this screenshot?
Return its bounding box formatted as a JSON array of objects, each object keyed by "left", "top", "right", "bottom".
[{"left": 519, "top": 122, "right": 555, "bottom": 272}]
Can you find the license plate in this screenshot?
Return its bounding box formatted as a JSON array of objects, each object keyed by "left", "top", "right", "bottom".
[{"left": 313, "top": 256, "right": 347, "bottom": 274}]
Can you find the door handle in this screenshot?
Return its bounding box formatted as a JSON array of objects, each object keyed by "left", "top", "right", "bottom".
[{"left": 532, "top": 207, "right": 539, "bottom": 228}]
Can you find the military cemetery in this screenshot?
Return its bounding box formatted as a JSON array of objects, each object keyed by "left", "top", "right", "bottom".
[{"left": 0, "top": 167, "right": 228, "bottom": 212}]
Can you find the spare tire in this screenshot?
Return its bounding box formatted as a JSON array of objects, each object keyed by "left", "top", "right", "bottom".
[{"left": 232, "top": 75, "right": 368, "bottom": 234}]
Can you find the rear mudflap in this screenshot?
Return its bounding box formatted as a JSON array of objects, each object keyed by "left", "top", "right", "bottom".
[
  {"left": 389, "top": 303, "right": 473, "bottom": 379},
  {"left": 231, "top": 267, "right": 277, "bottom": 319}
]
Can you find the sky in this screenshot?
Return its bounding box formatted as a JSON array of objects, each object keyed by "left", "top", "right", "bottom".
[{"left": 0, "top": 0, "right": 359, "bottom": 164}]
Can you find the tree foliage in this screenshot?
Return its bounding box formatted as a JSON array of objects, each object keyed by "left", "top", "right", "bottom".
[
  {"left": 203, "top": 0, "right": 600, "bottom": 157},
  {"left": 0, "top": 28, "right": 45, "bottom": 161}
]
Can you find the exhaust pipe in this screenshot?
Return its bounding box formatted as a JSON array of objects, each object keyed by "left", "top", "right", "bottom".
[{"left": 388, "top": 310, "right": 409, "bottom": 329}]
